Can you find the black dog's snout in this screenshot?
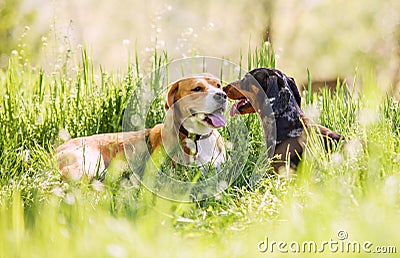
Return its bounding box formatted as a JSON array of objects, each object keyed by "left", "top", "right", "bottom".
[{"left": 214, "top": 92, "right": 227, "bottom": 102}]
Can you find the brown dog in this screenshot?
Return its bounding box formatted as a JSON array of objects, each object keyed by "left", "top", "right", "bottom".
[
  {"left": 223, "top": 68, "right": 341, "bottom": 172},
  {"left": 56, "top": 75, "right": 228, "bottom": 179}
]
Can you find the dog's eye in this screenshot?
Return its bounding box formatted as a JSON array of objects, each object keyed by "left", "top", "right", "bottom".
[
  {"left": 216, "top": 83, "right": 221, "bottom": 88},
  {"left": 191, "top": 86, "right": 203, "bottom": 92}
]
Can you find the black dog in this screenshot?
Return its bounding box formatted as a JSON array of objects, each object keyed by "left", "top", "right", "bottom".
[{"left": 224, "top": 68, "right": 341, "bottom": 172}]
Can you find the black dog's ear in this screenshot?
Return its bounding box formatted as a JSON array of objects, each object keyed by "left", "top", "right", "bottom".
[
  {"left": 287, "top": 77, "right": 302, "bottom": 107},
  {"left": 272, "top": 87, "right": 291, "bottom": 115},
  {"left": 265, "top": 75, "right": 290, "bottom": 115}
]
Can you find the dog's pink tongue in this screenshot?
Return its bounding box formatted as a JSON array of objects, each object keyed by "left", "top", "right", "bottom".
[
  {"left": 208, "top": 113, "right": 226, "bottom": 128},
  {"left": 230, "top": 102, "right": 240, "bottom": 117}
]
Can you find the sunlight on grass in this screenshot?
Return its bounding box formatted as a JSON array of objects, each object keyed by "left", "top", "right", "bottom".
[{"left": 0, "top": 40, "right": 399, "bottom": 257}]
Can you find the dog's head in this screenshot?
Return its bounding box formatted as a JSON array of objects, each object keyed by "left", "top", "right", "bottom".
[
  {"left": 223, "top": 68, "right": 302, "bottom": 117},
  {"left": 223, "top": 68, "right": 304, "bottom": 142},
  {"left": 166, "top": 75, "right": 228, "bottom": 135}
]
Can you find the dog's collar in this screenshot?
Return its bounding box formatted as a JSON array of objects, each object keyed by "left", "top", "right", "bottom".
[
  {"left": 178, "top": 126, "right": 213, "bottom": 141},
  {"left": 178, "top": 126, "right": 213, "bottom": 157}
]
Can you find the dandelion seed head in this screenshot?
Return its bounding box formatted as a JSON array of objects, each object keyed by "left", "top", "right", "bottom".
[
  {"left": 130, "top": 114, "right": 142, "bottom": 127},
  {"left": 303, "top": 104, "right": 320, "bottom": 121},
  {"left": 22, "top": 150, "right": 30, "bottom": 163},
  {"left": 225, "top": 141, "right": 233, "bottom": 150},
  {"left": 142, "top": 89, "right": 153, "bottom": 102},
  {"left": 344, "top": 139, "right": 363, "bottom": 159},
  {"left": 91, "top": 180, "right": 104, "bottom": 192},
  {"left": 129, "top": 175, "right": 140, "bottom": 188},
  {"left": 218, "top": 180, "right": 228, "bottom": 191},
  {"left": 358, "top": 108, "right": 378, "bottom": 126},
  {"left": 59, "top": 129, "right": 71, "bottom": 141},
  {"left": 52, "top": 186, "right": 64, "bottom": 197},
  {"left": 37, "top": 115, "right": 43, "bottom": 124},
  {"left": 64, "top": 192, "right": 75, "bottom": 205},
  {"left": 331, "top": 152, "right": 343, "bottom": 165},
  {"left": 107, "top": 244, "right": 127, "bottom": 258},
  {"left": 186, "top": 27, "right": 194, "bottom": 34},
  {"left": 384, "top": 175, "right": 400, "bottom": 204},
  {"left": 158, "top": 40, "right": 165, "bottom": 48},
  {"left": 214, "top": 192, "right": 222, "bottom": 200}
]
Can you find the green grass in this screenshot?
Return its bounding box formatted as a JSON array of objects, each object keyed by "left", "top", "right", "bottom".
[{"left": 0, "top": 43, "right": 399, "bottom": 257}]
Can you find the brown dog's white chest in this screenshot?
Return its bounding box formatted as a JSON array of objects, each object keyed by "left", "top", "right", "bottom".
[{"left": 180, "top": 130, "right": 226, "bottom": 169}]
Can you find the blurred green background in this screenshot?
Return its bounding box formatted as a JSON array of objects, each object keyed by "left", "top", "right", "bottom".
[
  {"left": 1, "top": 0, "right": 399, "bottom": 95},
  {"left": 1, "top": 1, "right": 399, "bottom": 257}
]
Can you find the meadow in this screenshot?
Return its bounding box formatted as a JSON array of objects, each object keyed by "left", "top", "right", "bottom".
[{"left": 0, "top": 41, "right": 399, "bottom": 257}]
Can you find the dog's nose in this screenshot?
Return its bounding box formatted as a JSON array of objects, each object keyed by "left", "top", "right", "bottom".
[{"left": 214, "top": 92, "right": 227, "bottom": 102}]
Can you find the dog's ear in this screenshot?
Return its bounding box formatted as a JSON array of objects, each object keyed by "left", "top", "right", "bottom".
[
  {"left": 165, "top": 80, "right": 180, "bottom": 110},
  {"left": 272, "top": 87, "right": 291, "bottom": 115},
  {"left": 265, "top": 75, "right": 290, "bottom": 115},
  {"left": 287, "top": 77, "right": 302, "bottom": 107}
]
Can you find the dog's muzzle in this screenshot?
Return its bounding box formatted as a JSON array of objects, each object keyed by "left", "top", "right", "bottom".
[{"left": 213, "top": 92, "right": 227, "bottom": 103}]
